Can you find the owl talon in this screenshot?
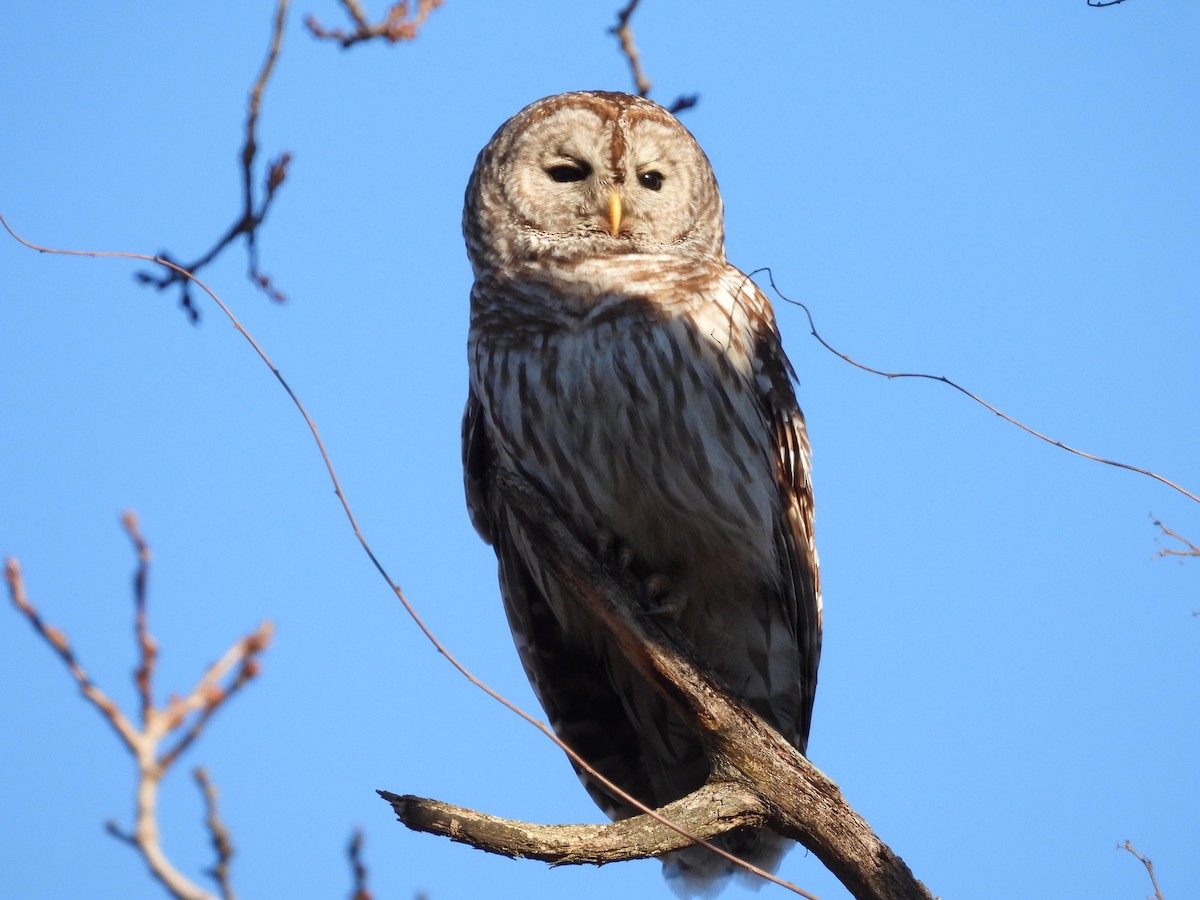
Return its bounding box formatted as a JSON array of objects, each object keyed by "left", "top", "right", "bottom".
[
  {"left": 596, "top": 530, "right": 616, "bottom": 561},
  {"left": 596, "top": 532, "right": 635, "bottom": 573},
  {"left": 644, "top": 573, "right": 670, "bottom": 600}
]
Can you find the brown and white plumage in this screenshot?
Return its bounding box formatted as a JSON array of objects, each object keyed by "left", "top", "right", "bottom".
[{"left": 462, "top": 91, "right": 820, "bottom": 894}]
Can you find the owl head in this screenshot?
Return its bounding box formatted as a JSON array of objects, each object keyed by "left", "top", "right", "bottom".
[{"left": 464, "top": 91, "right": 725, "bottom": 274}]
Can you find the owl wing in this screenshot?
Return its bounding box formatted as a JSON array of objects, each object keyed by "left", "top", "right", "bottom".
[
  {"left": 751, "top": 303, "right": 823, "bottom": 752},
  {"left": 462, "top": 391, "right": 657, "bottom": 816}
]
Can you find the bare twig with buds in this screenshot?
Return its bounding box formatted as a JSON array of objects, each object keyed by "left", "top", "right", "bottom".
[
  {"left": 4, "top": 512, "right": 272, "bottom": 900},
  {"left": 306, "top": 0, "right": 443, "bottom": 49},
  {"left": 136, "top": 0, "right": 293, "bottom": 319}
]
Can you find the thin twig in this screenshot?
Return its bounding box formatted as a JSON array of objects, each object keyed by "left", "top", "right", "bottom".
[
  {"left": 5, "top": 557, "right": 142, "bottom": 754},
  {"left": 0, "top": 211, "right": 813, "bottom": 895},
  {"left": 348, "top": 829, "right": 372, "bottom": 900},
  {"left": 1120, "top": 841, "right": 1166, "bottom": 900},
  {"left": 137, "top": 0, "right": 292, "bottom": 319},
  {"left": 611, "top": 0, "right": 651, "bottom": 95},
  {"left": 1151, "top": 516, "right": 1200, "bottom": 561},
  {"left": 158, "top": 631, "right": 270, "bottom": 770},
  {"left": 195, "top": 768, "right": 237, "bottom": 900},
  {"left": 752, "top": 268, "right": 1200, "bottom": 506},
  {"left": 306, "top": 0, "right": 443, "bottom": 49},
  {"left": 125, "top": 510, "right": 157, "bottom": 727},
  {"left": 609, "top": 1, "right": 698, "bottom": 114}
]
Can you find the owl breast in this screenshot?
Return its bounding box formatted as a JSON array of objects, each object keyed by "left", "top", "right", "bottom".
[{"left": 469, "top": 257, "right": 783, "bottom": 626}]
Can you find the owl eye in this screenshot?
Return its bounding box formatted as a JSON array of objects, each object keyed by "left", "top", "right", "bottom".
[
  {"left": 546, "top": 162, "right": 592, "bottom": 184},
  {"left": 638, "top": 170, "right": 665, "bottom": 191}
]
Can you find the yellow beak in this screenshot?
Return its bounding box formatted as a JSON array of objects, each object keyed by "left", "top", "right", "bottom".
[{"left": 607, "top": 190, "right": 622, "bottom": 236}]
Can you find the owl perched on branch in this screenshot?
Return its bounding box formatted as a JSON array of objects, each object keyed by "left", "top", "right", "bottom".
[{"left": 461, "top": 91, "right": 821, "bottom": 894}]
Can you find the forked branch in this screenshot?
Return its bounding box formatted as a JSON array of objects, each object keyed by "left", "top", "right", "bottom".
[
  {"left": 306, "top": 0, "right": 443, "bottom": 48},
  {"left": 609, "top": 1, "right": 698, "bottom": 114},
  {"left": 137, "top": 0, "right": 293, "bottom": 319},
  {"left": 1152, "top": 516, "right": 1200, "bottom": 561},
  {"left": 5, "top": 513, "right": 271, "bottom": 900}
]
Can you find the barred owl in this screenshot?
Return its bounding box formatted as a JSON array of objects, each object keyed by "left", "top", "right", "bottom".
[{"left": 462, "top": 91, "right": 820, "bottom": 894}]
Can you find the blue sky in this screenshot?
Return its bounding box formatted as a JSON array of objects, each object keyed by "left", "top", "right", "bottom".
[{"left": 2, "top": 3, "right": 1197, "bottom": 899}]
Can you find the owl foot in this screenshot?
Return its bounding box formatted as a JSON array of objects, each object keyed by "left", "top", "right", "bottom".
[
  {"left": 596, "top": 532, "right": 683, "bottom": 615},
  {"left": 642, "top": 574, "right": 686, "bottom": 618}
]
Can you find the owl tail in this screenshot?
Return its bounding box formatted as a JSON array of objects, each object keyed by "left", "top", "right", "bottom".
[{"left": 662, "top": 829, "right": 793, "bottom": 897}]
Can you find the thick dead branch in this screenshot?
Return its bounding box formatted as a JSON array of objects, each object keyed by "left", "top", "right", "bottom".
[
  {"left": 380, "top": 468, "right": 933, "bottom": 900},
  {"left": 381, "top": 782, "right": 766, "bottom": 865},
  {"left": 137, "top": 0, "right": 292, "bottom": 320},
  {"left": 306, "top": 0, "right": 442, "bottom": 48}
]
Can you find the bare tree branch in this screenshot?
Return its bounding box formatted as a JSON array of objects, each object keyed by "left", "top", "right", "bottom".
[
  {"left": 4, "top": 515, "right": 271, "bottom": 900},
  {"left": 306, "top": 0, "right": 442, "bottom": 49},
  {"left": 380, "top": 470, "right": 934, "bottom": 899},
  {"left": 136, "top": 0, "right": 293, "bottom": 320},
  {"left": 490, "top": 470, "right": 933, "bottom": 899},
  {"left": 609, "top": 1, "right": 698, "bottom": 114},
  {"left": 1120, "top": 841, "right": 1166, "bottom": 900}
]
